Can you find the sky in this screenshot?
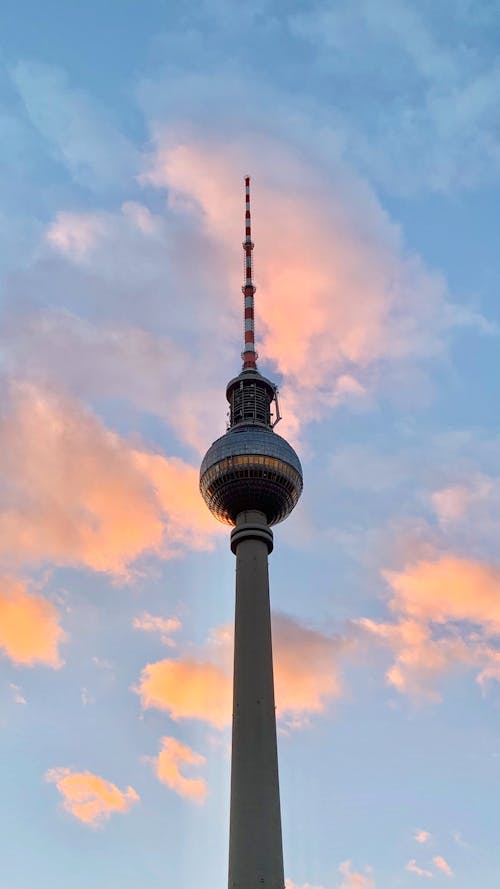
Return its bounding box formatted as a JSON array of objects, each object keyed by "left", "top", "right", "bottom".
[{"left": 0, "top": 1, "right": 500, "bottom": 887}]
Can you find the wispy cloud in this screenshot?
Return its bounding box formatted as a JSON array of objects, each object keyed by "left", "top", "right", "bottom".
[
  {"left": 406, "top": 859, "right": 433, "bottom": 878},
  {"left": 414, "top": 829, "right": 432, "bottom": 844},
  {"left": 10, "top": 60, "right": 139, "bottom": 191},
  {"left": 8, "top": 682, "right": 27, "bottom": 704},
  {"left": 133, "top": 613, "right": 182, "bottom": 646},
  {"left": 432, "top": 856, "right": 453, "bottom": 878},
  {"left": 338, "top": 860, "right": 375, "bottom": 889},
  {"left": 289, "top": 1, "right": 500, "bottom": 193},
  {"left": 286, "top": 861, "right": 375, "bottom": 889}
]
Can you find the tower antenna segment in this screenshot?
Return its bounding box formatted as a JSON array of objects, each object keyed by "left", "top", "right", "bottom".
[{"left": 242, "top": 175, "right": 258, "bottom": 370}]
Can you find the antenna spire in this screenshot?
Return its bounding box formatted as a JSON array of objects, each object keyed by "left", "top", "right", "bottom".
[{"left": 241, "top": 176, "right": 258, "bottom": 370}]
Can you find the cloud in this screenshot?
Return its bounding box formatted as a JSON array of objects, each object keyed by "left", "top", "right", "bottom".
[
  {"left": 133, "top": 613, "right": 182, "bottom": 646},
  {"left": 414, "top": 829, "right": 431, "bottom": 844},
  {"left": 45, "top": 767, "right": 139, "bottom": 826},
  {"left": 286, "top": 863, "right": 375, "bottom": 889},
  {"left": 142, "top": 134, "right": 456, "bottom": 436},
  {"left": 0, "top": 577, "right": 64, "bottom": 667},
  {"left": 383, "top": 556, "right": 500, "bottom": 631},
  {"left": 450, "top": 831, "right": 468, "bottom": 849},
  {"left": 289, "top": 2, "right": 500, "bottom": 193},
  {"left": 359, "top": 554, "right": 500, "bottom": 700},
  {"left": 0, "top": 381, "right": 219, "bottom": 576},
  {"left": 137, "top": 657, "right": 231, "bottom": 728},
  {"left": 338, "top": 860, "right": 375, "bottom": 889},
  {"left": 46, "top": 212, "right": 108, "bottom": 261},
  {"left": 10, "top": 60, "right": 138, "bottom": 191},
  {"left": 4, "top": 305, "right": 224, "bottom": 455},
  {"left": 273, "top": 614, "right": 344, "bottom": 726},
  {"left": 6, "top": 86, "right": 484, "bottom": 452},
  {"left": 147, "top": 736, "right": 208, "bottom": 803},
  {"left": 431, "top": 476, "right": 494, "bottom": 525},
  {"left": 358, "top": 617, "right": 469, "bottom": 702},
  {"left": 432, "top": 856, "right": 453, "bottom": 878},
  {"left": 8, "top": 682, "right": 27, "bottom": 704},
  {"left": 136, "top": 613, "right": 345, "bottom": 728},
  {"left": 406, "top": 859, "right": 433, "bottom": 878}
]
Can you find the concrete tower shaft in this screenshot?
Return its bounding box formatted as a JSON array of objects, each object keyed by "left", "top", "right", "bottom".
[{"left": 228, "top": 510, "right": 283, "bottom": 889}]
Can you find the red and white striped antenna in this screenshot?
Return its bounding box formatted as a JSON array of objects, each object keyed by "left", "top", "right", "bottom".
[{"left": 241, "top": 176, "right": 258, "bottom": 370}]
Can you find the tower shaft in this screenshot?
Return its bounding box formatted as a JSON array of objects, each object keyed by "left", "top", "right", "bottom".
[{"left": 228, "top": 510, "right": 284, "bottom": 889}]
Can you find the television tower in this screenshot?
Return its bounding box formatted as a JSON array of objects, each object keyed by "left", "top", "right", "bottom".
[{"left": 200, "top": 177, "right": 303, "bottom": 889}]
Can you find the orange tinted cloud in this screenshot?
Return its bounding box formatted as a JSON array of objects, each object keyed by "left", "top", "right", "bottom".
[
  {"left": 433, "top": 856, "right": 453, "bottom": 877},
  {"left": 273, "top": 614, "right": 344, "bottom": 726},
  {"left": 45, "top": 768, "right": 139, "bottom": 826},
  {"left": 0, "top": 577, "right": 64, "bottom": 667},
  {"left": 137, "top": 658, "right": 231, "bottom": 728},
  {"left": 0, "top": 382, "right": 219, "bottom": 576},
  {"left": 338, "top": 860, "right": 375, "bottom": 889},
  {"left": 136, "top": 613, "right": 345, "bottom": 728},
  {"left": 360, "top": 554, "right": 500, "bottom": 699},
  {"left": 384, "top": 557, "right": 500, "bottom": 631},
  {"left": 148, "top": 736, "right": 208, "bottom": 803},
  {"left": 359, "top": 617, "right": 473, "bottom": 702}
]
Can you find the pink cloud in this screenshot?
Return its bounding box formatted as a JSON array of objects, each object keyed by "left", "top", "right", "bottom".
[
  {"left": 414, "top": 829, "right": 432, "bottom": 844},
  {"left": 45, "top": 767, "right": 139, "bottom": 826},
  {"left": 147, "top": 736, "right": 208, "bottom": 803},
  {"left": 46, "top": 211, "right": 107, "bottom": 261},
  {"left": 4, "top": 308, "right": 225, "bottom": 455},
  {"left": 136, "top": 613, "right": 345, "bottom": 728},
  {"left": 406, "top": 860, "right": 433, "bottom": 878},
  {"left": 0, "top": 382, "right": 220, "bottom": 576},
  {"left": 16, "top": 129, "right": 462, "bottom": 458},
  {"left": 142, "top": 134, "right": 452, "bottom": 436},
  {"left": 359, "top": 554, "right": 500, "bottom": 700},
  {"left": 0, "top": 577, "right": 64, "bottom": 667},
  {"left": 433, "top": 856, "right": 453, "bottom": 877},
  {"left": 338, "top": 860, "right": 375, "bottom": 889}
]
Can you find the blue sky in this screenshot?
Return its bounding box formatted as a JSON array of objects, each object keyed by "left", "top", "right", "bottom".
[{"left": 1, "top": 2, "right": 500, "bottom": 888}]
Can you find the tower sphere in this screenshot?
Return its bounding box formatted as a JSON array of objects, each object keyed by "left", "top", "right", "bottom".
[{"left": 200, "top": 412, "right": 303, "bottom": 527}]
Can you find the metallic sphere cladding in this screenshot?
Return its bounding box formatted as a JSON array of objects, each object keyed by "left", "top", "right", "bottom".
[{"left": 200, "top": 424, "right": 303, "bottom": 526}]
